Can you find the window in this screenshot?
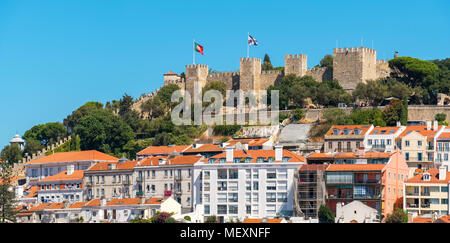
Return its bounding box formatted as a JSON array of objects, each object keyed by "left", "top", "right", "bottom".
[
  {"left": 277, "top": 193, "right": 288, "bottom": 202},
  {"left": 217, "top": 205, "right": 227, "bottom": 215},
  {"left": 229, "top": 169, "right": 238, "bottom": 179},
  {"left": 253, "top": 170, "right": 259, "bottom": 179},
  {"left": 267, "top": 171, "right": 276, "bottom": 179},
  {"left": 405, "top": 152, "right": 409, "bottom": 161},
  {"left": 204, "top": 194, "right": 210, "bottom": 203},
  {"left": 266, "top": 193, "right": 276, "bottom": 202},
  {"left": 368, "top": 139, "right": 372, "bottom": 145},
  {"left": 246, "top": 205, "right": 251, "bottom": 214},
  {"left": 441, "top": 186, "right": 448, "bottom": 192},
  {"left": 229, "top": 205, "right": 238, "bottom": 214},
  {"left": 442, "top": 199, "right": 449, "bottom": 204},
  {"left": 218, "top": 169, "right": 227, "bottom": 179},
  {"left": 405, "top": 140, "right": 410, "bottom": 147},
  {"left": 204, "top": 205, "right": 210, "bottom": 214},
  {"left": 418, "top": 141, "right": 422, "bottom": 147},
  {"left": 253, "top": 181, "right": 259, "bottom": 190},
  {"left": 267, "top": 181, "right": 276, "bottom": 190}
]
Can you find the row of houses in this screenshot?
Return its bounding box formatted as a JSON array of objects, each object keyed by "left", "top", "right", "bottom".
[{"left": 10, "top": 122, "right": 450, "bottom": 223}]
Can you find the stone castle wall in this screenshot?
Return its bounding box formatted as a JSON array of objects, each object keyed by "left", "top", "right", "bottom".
[
  {"left": 180, "top": 47, "right": 392, "bottom": 96},
  {"left": 305, "top": 67, "right": 333, "bottom": 82}
]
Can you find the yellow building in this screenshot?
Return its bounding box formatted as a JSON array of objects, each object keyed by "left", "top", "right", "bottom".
[{"left": 403, "top": 167, "right": 450, "bottom": 217}]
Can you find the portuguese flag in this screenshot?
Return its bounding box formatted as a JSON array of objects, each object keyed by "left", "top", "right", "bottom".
[{"left": 194, "top": 42, "right": 204, "bottom": 55}]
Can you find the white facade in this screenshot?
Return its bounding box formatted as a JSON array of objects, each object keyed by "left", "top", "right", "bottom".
[
  {"left": 335, "top": 201, "right": 380, "bottom": 223},
  {"left": 193, "top": 161, "right": 303, "bottom": 223},
  {"left": 365, "top": 126, "right": 405, "bottom": 152},
  {"left": 436, "top": 128, "right": 450, "bottom": 170},
  {"left": 26, "top": 161, "right": 94, "bottom": 184}
]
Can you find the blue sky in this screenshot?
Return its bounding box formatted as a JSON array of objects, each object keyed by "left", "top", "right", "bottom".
[{"left": 1, "top": 0, "right": 449, "bottom": 148}]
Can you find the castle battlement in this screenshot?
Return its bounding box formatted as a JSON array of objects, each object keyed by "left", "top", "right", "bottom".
[
  {"left": 207, "top": 72, "right": 239, "bottom": 79},
  {"left": 186, "top": 64, "right": 209, "bottom": 69},
  {"left": 240, "top": 57, "right": 261, "bottom": 64},
  {"left": 307, "top": 67, "right": 327, "bottom": 73},
  {"left": 333, "top": 46, "right": 376, "bottom": 55},
  {"left": 261, "top": 70, "right": 283, "bottom": 75},
  {"left": 285, "top": 54, "right": 307, "bottom": 60},
  {"left": 376, "top": 59, "right": 388, "bottom": 64}
]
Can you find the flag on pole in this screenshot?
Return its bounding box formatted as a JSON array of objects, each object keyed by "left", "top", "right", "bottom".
[
  {"left": 194, "top": 42, "right": 204, "bottom": 55},
  {"left": 248, "top": 34, "right": 258, "bottom": 46}
]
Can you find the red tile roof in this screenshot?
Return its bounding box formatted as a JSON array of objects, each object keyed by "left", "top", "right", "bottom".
[
  {"left": 25, "top": 150, "right": 118, "bottom": 165},
  {"left": 69, "top": 202, "right": 88, "bottom": 209},
  {"left": 24, "top": 186, "right": 38, "bottom": 198},
  {"left": 87, "top": 160, "right": 138, "bottom": 171},
  {"left": 369, "top": 126, "right": 401, "bottom": 135},
  {"left": 398, "top": 125, "right": 443, "bottom": 138},
  {"left": 412, "top": 216, "right": 433, "bottom": 223},
  {"left": 242, "top": 218, "right": 283, "bottom": 223},
  {"left": 106, "top": 198, "right": 141, "bottom": 206},
  {"left": 406, "top": 168, "right": 450, "bottom": 184},
  {"left": 208, "top": 149, "right": 305, "bottom": 163},
  {"left": 226, "top": 138, "right": 270, "bottom": 147},
  {"left": 85, "top": 199, "right": 101, "bottom": 207},
  {"left": 137, "top": 155, "right": 203, "bottom": 166},
  {"left": 137, "top": 145, "right": 191, "bottom": 155},
  {"left": 326, "top": 164, "right": 386, "bottom": 172},
  {"left": 438, "top": 132, "right": 450, "bottom": 139},
  {"left": 326, "top": 125, "right": 372, "bottom": 136},
  {"left": 183, "top": 144, "right": 224, "bottom": 153},
  {"left": 437, "top": 215, "right": 450, "bottom": 223},
  {"left": 299, "top": 164, "right": 329, "bottom": 172},
  {"left": 145, "top": 197, "right": 169, "bottom": 205},
  {"left": 39, "top": 170, "right": 84, "bottom": 182},
  {"left": 164, "top": 71, "right": 178, "bottom": 76}
]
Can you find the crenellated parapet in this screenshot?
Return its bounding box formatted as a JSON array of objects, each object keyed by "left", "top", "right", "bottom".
[{"left": 285, "top": 54, "right": 307, "bottom": 77}]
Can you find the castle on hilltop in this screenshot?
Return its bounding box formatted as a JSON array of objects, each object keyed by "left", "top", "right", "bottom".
[{"left": 163, "top": 46, "right": 391, "bottom": 95}]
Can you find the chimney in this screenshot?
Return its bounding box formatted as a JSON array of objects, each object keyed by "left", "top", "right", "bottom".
[
  {"left": 118, "top": 156, "right": 128, "bottom": 164},
  {"left": 426, "top": 120, "right": 432, "bottom": 130},
  {"left": 439, "top": 166, "right": 447, "bottom": 181},
  {"left": 397, "top": 121, "right": 401, "bottom": 127},
  {"left": 140, "top": 196, "right": 146, "bottom": 205},
  {"left": 108, "top": 163, "right": 116, "bottom": 170},
  {"left": 433, "top": 120, "right": 438, "bottom": 131},
  {"left": 67, "top": 164, "right": 75, "bottom": 175},
  {"left": 243, "top": 143, "right": 249, "bottom": 151},
  {"left": 101, "top": 198, "right": 107, "bottom": 206},
  {"left": 226, "top": 146, "right": 235, "bottom": 162},
  {"left": 275, "top": 145, "right": 283, "bottom": 161}
]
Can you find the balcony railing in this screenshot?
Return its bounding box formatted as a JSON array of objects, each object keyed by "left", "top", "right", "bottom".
[
  {"left": 427, "top": 146, "right": 434, "bottom": 150},
  {"left": 353, "top": 194, "right": 381, "bottom": 200},
  {"left": 354, "top": 179, "right": 381, "bottom": 184},
  {"left": 406, "top": 192, "right": 419, "bottom": 196},
  {"left": 136, "top": 177, "right": 144, "bottom": 182},
  {"left": 406, "top": 203, "right": 419, "bottom": 208},
  {"left": 123, "top": 180, "right": 131, "bottom": 185},
  {"left": 371, "top": 144, "right": 386, "bottom": 149},
  {"left": 421, "top": 203, "right": 430, "bottom": 208},
  {"left": 328, "top": 194, "right": 353, "bottom": 199},
  {"left": 175, "top": 175, "right": 182, "bottom": 181},
  {"left": 136, "top": 191, "right": 144, "bottom": 196},
  {"left": 421, "top": 192, "right": 430, "bottom": 196}
]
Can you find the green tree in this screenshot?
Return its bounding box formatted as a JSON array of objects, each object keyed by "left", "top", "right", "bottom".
[
  {"left": 74, "top": 110, "right": 135, "bottom": 156},
  {"left": 318, "top": 204, "right": 334, "bottom": 223},
  {"left": 23, "top": 122, "right": 67, "bottom": 146},
  {"left": 435, "top": 113, "right": 448, "bottom": 126},
  {"left": 389, "top": 56, "right": 439, "bottom": 88},
  {"left": 24, "top": 138, "right": 43, "bottom": 156},
  {"left": 64, "top": 102, "right": 104, "bottom": 132},
  {"left": 0, "top": 160, "right": 17, "bottom": 222},
  {"left": 323, "top": 108, "right": 350, "bottom": 125},
  {"left": 349, "top": 109, "right": 386, "bottom": 127},
  {"left": 352, "top": 80, "right": 388, "bottom": 106},
  {"left": 292, "top": 108, "right": 305, "bottom": 121},
  {"left": 320, "top": 54, "right": 333, "bottom": 69},
  {"left": 118, "top": 94, "right": 134, "bottom": 117},
  {"left": 1, "top": 144, "right": 23, "bottom": 165},
  {"left": 382, "top": 100, "right": 404, "bottom": 126},
  {"left": 385, "top": 208, "right": 408, "bottom": 223},
  {"left": 205, "top": 215, "right": 217, "bottom": 223},
  {"left": 262, "top": 54, "right": 274, "bottom": 71}
]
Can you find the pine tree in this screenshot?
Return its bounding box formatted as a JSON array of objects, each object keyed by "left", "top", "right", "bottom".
[
  {"left": 318, "top": 204, "right": 334, "bottom": 223},
  {"left": 0, "top": 160, "right": 17, "bottom": 223},
  {"left": 262, "top": 54, "right": 274, "bottom": 71}
]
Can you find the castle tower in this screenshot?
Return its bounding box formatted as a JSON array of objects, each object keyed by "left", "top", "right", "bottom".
[
  {"left": 333, "top": 47, "right": 377, "bottom": 91},
  {"left": 239, "top": 57, "right": 261, "bottom": 92},
  {"left": 285, "top": 54, "right": 307, "bottom": 77},
  {"left": 185, "top": 64, "right": 209, "bottom": 99}
]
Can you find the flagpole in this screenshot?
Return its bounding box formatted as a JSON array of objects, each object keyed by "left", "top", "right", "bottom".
[
  {"left": 247, "top": 32, "right": 249, "bottom": 58},
  {"left": 193, "top": 39, "right": 195, "bottom": 65}
]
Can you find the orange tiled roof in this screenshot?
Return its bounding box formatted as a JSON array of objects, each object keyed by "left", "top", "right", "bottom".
[
  {"left": 438, "top": 132, "right": 450, "bottom": 139},
  {"left": 326, "top": 125, "right": 372, "bottom": 136},
  {"left": 266, "top": 218, "right": 283, "bottom": 223},
  {"left": 47, "top": 203, "right": 65, "bottom": 210},
  {"left": 243, "top": 218, "right": 263, "bottom": 223},
  {"left": 137, "top": 155, "right": 203, "bottom": 166},
  {"left": 226, "top": 138, "right": 270, "bottom": 147},
  {"left": 412, "top": 216, "right": 433, "bottom": 223},
  {"left": 85, "top": 199, "right": 101, "bottom": 207},
  {"left": 164, "top": 71, "right": 178, "bottom": 76},
  {"left": 145, "top": 197, "right": 168, "bottom": 205},
  {"left": 25, "top": 150, "right": 118, "bottom": 165},
  {"left": 69, "top": 202, "right": 88, "bottom": 209},
  {"left": 326, "top": 164, "right": 386, "bottom": 172},
  {"left": 183, "top": 144, "right": 224, "bottom": 153},
  {"left": 24, "top": 186, "right": 38, "bottom": 198},
  {"left": 299, "top": 164, "right": 329, "bottom": 171},
  {"left": 137, "top": 145, "right": 191, "bottom": 155},
  {"left": 438, "top": 215, "right": 450, "bottom": 223},
  {"left": 0, "top": 176, "right": 23, "bottom": 185},
  {"left": 208, "top": 149, "right": 305, "bottom": 163},
  {"left": 39, "top": 170, "right": 84, "bottom": 182},
  {"left": 88, "top": 160, "right": 138, "bottom": 171},
  {"left": 398, "top": 125, "right": 443, "bottom": 138},
  {"left": 406, "top": 168, "right": 450, "bottom": 184},
  {"left": 369, "top": 126, "right": 401, "bottom": 135},
  {"left": 106, "top": 198, "right": 141, "bottom": 206}
]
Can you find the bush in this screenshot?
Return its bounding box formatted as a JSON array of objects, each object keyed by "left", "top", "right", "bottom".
[
  {"left": 184, "top": 216, "right": 191, "bottom": 221},
  {"left": 385, "top": 208, "right": 408, "bottom": 223},
  {"left": 205, "top": 215, "right": 217, "bottom": 223},
  {"left": 292, "top": 108, "right": 305, "bottom": 121},
  {"left": 318, "top": 205, "right": 334, "bottom": 223}
]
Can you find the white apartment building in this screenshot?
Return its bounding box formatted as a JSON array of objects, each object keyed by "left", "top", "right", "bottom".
[
  {"left": 133, "top": 155, "right": 202, "bottom": 213},
  {"left": 365, "top": 126, "right": 405, "bottom": 152},
  {"left": 25, "top": 150, "right": 118, "bottom": 184},
  {"left": 36, "top": 165, "right": 84, "bottom": 204},
  {"left": 192, "top": 145, "right": 305, "bottom": 223},
  {"left": 436, "top": 129, "right": 450, "bottom": 170}
]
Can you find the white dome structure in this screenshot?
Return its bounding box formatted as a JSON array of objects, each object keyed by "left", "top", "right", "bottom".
[{"left": 10, "top": 133, "right": 25, "bottom": 150}]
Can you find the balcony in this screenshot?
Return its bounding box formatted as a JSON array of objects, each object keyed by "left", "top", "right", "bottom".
[
  {"left": 122, "top": 180, "right": 131, "bottom": 185},
  {"left": 426, "top": 146, "right": 434, "bottom": 151},
  {"left": 175, "top": 189, "right": 182, "bottom": 195},
  {"left": 175, "top": 175, "right": 182, "bottom": 181},
  {"left": 406, "top": 203, "right": 419, "bottom": 208},
  {"left": 136, "top": 191, "right": 144, "bottom": 196},
  {"left": 354, "top": 179, "right": 381, "bottom": 184},
  {"left": 217, "top": 187, "right": 227, "bottom": 191},
  {"left": 421, "top": 203, "right": 430, "bottom": 208},
  {"left": 371, "top": 144, "right": 386, "bottom": 149},
  {"left": 328, "top": 194, "right": 353, "bottom": 199},
  {"left": 136, "top": 177, "right": 144, "bottom": 183},
  {"left": 405, "top": 192, "right": 419, "bottom": 196},
  {"left": 353, "top": 194, "right": 381, "bottom": 200},
  {"left": 421, "top": 192, "right": 430, "bottom": 196},
  {"left": 85, "top": 181, "right": 93, "bottom": 187}
]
